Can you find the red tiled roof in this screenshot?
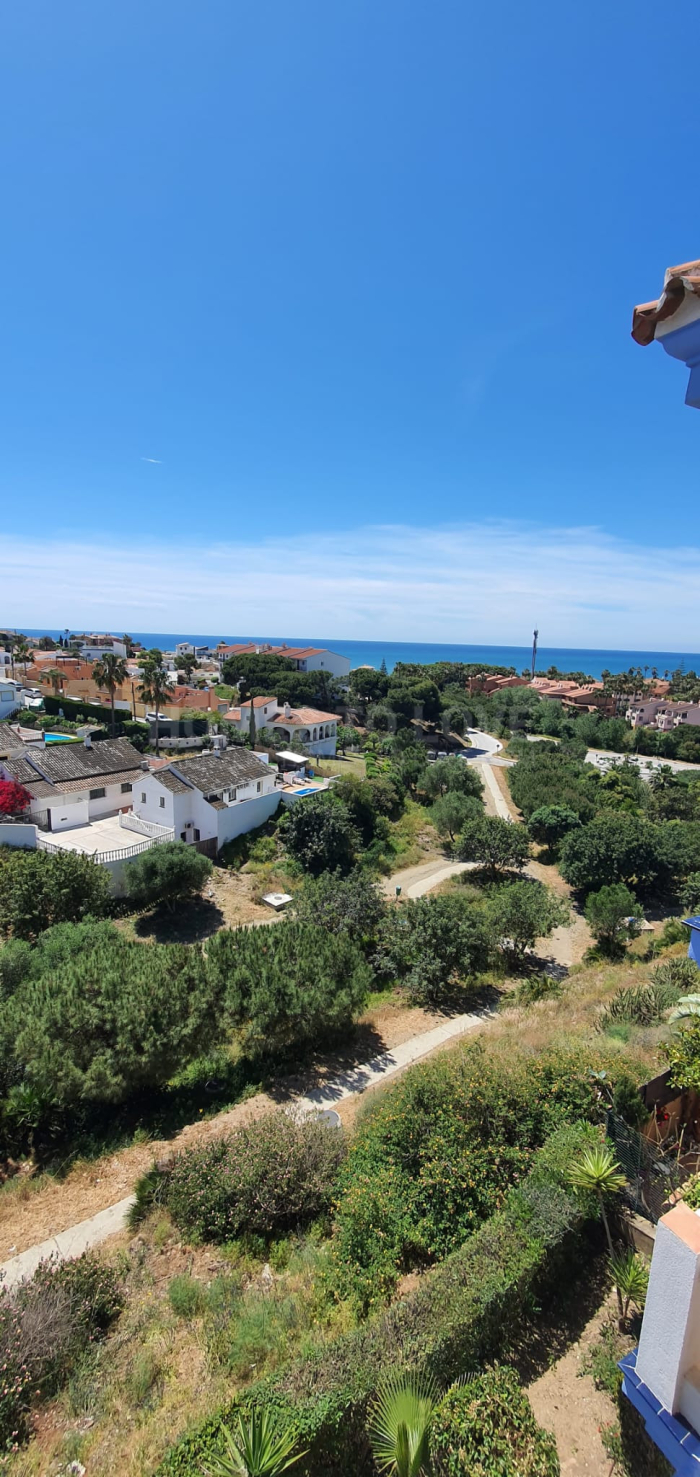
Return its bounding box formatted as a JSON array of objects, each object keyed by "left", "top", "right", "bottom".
[
  {"left": 632, "top": 259, "right": 700, "bottom": 346},
  {"left": 274, "top": 706, "right": 339, "bottom": 725}
]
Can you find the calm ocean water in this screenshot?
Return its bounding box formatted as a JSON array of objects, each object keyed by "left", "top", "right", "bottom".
[{"left": 19, "top": 631, "right": 700, "bottom": 681}]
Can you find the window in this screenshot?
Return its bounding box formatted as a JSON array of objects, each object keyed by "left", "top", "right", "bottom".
[
  {"left": 141, "top": 791, "right": 147, "bottom": 803},
  {"left": 159, "top": 796, "right": 165, "bottom": 809},
  {"left": 194, "top": 828, "right": 200, "bottom": 841},
  {"left": 89, "top": 787, "right": 105, "bottom": 800},
  {"left": 181, "top": 831, "right": 187, "bottom": 841},
  {"left": 257, "top": 781, "right": 262, "bottom": 793},
  {"left": 121, "top": 782, "right": 132, "bottom": 794}
]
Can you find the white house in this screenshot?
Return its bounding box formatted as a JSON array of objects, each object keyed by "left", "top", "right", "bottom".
[
  {"left": 77, "top": 635, "right": 128, "bottom": 660},
  {"left": 0, "top": 735, "right": 146, "bottom": 832},
  {"left": 273, "top": 645, "right": 350, "bottom": 679},
  {"left": 216, "top": 642, "right": 350, "bottom": 680},
  {"left": 224, "top": 697, "right": 340, "bottom": 756},
  {"left": 0, "top": 681, "right": 21, "bottom": 720},
  {"left": 132, "top": 747, "right": 280, "bottom": 851}
]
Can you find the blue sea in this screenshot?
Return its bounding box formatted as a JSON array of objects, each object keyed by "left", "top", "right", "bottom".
[{"left": 18, "top": 630, "right": 700, "bottom": 681}]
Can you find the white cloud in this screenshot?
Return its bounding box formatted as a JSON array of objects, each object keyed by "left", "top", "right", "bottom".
[
  {"left": 140, "top": 457, "right": 162, "bottom": 464},
  {"left": 3, "top": 519, "right": 700, "bottom": 650}
]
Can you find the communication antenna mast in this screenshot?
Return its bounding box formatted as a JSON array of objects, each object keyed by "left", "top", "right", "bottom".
[{"left": 531, "top": 628, "right": 538, "bottom": 680}]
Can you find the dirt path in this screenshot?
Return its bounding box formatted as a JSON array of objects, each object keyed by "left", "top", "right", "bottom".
[
  {"left": 381, "top": 857, "right": 473, "bottom": 898},
  {"left": 528, "top": 1294, "right": 619, "bottom": 1476}
]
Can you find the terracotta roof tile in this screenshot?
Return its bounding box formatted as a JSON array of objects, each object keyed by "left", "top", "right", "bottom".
[{"left": 632, "top": 259, "right": 700, "bottom": 346}]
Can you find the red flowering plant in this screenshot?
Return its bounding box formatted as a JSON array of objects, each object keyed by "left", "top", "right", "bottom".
[{"left": 0, "top": 782, "right": 31, "bottom": 819}]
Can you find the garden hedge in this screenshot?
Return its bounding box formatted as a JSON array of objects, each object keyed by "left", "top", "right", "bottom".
[
  {"left": 430, "top": 1366, "right": 559, "bottom": 1476},
  {"left": 155, "top": 1122, "right": 598, "bottom": 1477}
]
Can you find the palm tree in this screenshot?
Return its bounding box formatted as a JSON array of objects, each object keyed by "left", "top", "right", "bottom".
[
  {"left": 609, "top": 1247, "right": 649, "bottom": 1329},
  {"left": 669, "top": 994, "right": 700, "bottom": 1024},
  {"left": 139, "top": 653, "right": 170, "bottom": 754},
  {"left": 93, "top": 652, "right": 128, "bottom": 736},
  {"left": 206, "top": 1411, "right": 305, "bottom": 1476},
  {"left": 367, "top": 1372, "right": 438, "bottom": 1477},
  {"left": 567, "top": 1142, "right": 626, "bottom": 1258},
  {"left": 13, "top": 638, "right": 30, "bottom": 679},
  {"left": 46, "top": 668, "right": 64, "bottom": 695}
]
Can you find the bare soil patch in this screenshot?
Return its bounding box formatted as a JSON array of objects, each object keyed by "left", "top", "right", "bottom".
[{"left": 528, "top": 1291, "right": 621, "bottom": 1476}]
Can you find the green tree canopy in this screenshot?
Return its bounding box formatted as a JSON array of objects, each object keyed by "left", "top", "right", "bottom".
[
  {"left": 292, "top": 868, "right": 386, "bottom": 948},
  {"left": 487, "top": 879, "right": 569, "bottom": 958},
  {"left": 280, "top": 794, "right": 359, "bottom": 875},
  {"left": 430, "top": 791, "right": 482, "bottom": 841},
  {"left": 2, "top": 937, "right": 217, "bottom": 1107},
  {"left": 0, "top": 848, "right": 110, "bottom": 941},
  {"left": 349, "top": 668, "right": 390, "bottom": 704},
  {"left": 373, "top": 894, "right": 491, "bottom": 1004},
  {"left": 528, "top": 804, "right": 581, "bottom": 848},
  {"left": 124, "top": 841, "right": 212, "bottom": 911},
  {"left": 421, "top": 756, "right": 484, "bottom": 803},
  {"left": 559, "top": 815, "right": 661, "bottom": 895},
  {"left": 207, "top": 922, "right": 371, "bottom": 1055},
  {"left": 584, "top": 884, "right": 641, "bottom": 955},
  {"left": 456, "top": 816, "right": 531, "bottom": 876}
]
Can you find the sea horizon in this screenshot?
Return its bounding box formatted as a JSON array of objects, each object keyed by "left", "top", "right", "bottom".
[{"left": 13, "top": 629, "right": 700, "bottom": 682}]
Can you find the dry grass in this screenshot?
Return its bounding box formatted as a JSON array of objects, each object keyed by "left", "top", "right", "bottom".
[{"left": 6, "top": 940, "right": 677, "bottom": 1476}]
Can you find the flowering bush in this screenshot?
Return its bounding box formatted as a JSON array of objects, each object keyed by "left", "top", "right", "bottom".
[
  {"left": 0, "top": 781, "right": 31, "bottom": 818},
  {"left": 166, "top": 1109, "right": 346, "bottom": 1243},
  {"left": 0, "top": 1251, "right": 123, "bottom": 1453}
]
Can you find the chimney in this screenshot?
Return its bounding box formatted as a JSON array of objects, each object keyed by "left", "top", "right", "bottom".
[
  {"left": 84, "top": 733, "right": 92, "bottom": 748},
  {"left": 284, "top": 702, "right": 291, "bottom": 718}
]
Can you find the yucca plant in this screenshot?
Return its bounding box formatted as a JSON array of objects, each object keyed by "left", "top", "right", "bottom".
[
  {"left": 567, "top": 1143, "right": 626, "bottom": 1257},
  {"left": 367, "top": 1371, "right": 439, "bottom": 1477},
  {"left": 206, "top": 1411, "right": 305, "bottom": 1477},
  {"left": 609, "top": 1248, "right": 649, "bottom": 1329}
]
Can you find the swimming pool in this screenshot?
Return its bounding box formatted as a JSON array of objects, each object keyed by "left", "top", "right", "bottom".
[
  {"left": 293, "top": 786, "right": 318, "bottom": 796},
  {"left": 44, "top": 733, "right": 77, "bottom": 744}
]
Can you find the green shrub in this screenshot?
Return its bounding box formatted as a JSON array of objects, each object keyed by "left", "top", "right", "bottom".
[
  {"left": 508, "top": 973, "right": 562, "bottom": 1007},
  {"left": 155, "top": 1123, "right": 595, "bottom": 1477},
  {"left": 326, "top": 1042, "right": 613, "bottom": 1309},
  {"left": 0, "top": 1252, "right": 123, "bottom": 1452},
  {"left": 599, "top": 965, "right": 690, "bottom": 1032},
  {"left": 124, "top": 841, "right": 212, "bottom": 911},
  {"left": 168, "top": 1275, "right": 205, "bottom": 1319},
  {"left": 166, "top": 1110, "right": 345, "bottom": 1243},
  {"left": 430, "top": 1368, "right": 560, "bottom": 1476}
]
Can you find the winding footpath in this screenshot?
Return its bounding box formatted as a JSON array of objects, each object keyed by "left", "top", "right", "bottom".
[{"left": 0, "top": 1009, "right": 490, "bottom": 1290}]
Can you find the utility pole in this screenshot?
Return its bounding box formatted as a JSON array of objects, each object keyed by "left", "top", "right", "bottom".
[{"left": 531, "top": 629, "right": 538, "bottom": 680}]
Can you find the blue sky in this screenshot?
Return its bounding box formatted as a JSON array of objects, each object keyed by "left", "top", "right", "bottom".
[{"left": 2, "top": 0, "right": 699, "bottom": 642}]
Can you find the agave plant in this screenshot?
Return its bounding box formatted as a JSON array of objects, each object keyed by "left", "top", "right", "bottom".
[
  {"left": 206, "top": 1411, "right": 305, "bottom": 1477},
  {"left": 567, "top": 1143, "right": 626, "bottom": 1257},
  {"left": 367, "top": 1371, "right": 439, "bottom": 1477},
  {"left": 609, "top": 1248, "right": 649, "bottom": 1329}
]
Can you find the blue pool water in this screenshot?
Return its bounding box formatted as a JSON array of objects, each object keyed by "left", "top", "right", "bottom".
[
  {"left": 292, "top": 787, "right": 318, "bottom": 795},
  {"left": 44, "top": 733, "right": 76, "bottom": 744}
]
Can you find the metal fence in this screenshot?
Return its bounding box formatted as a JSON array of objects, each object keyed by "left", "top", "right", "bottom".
[
  {"left": 35, "top": 830, "right": 174, "bottom": 866},
  {"left": 606, "top": 1110, "right": 687, "bottom": 1224}
]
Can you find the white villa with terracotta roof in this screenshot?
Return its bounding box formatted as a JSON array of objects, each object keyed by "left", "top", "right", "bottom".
[
  {"left": 216, "top": 643, "right": 350, "bottom": 679},
  {"left": 224, "top": 697, "right": 340, "bottom": 756}
]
